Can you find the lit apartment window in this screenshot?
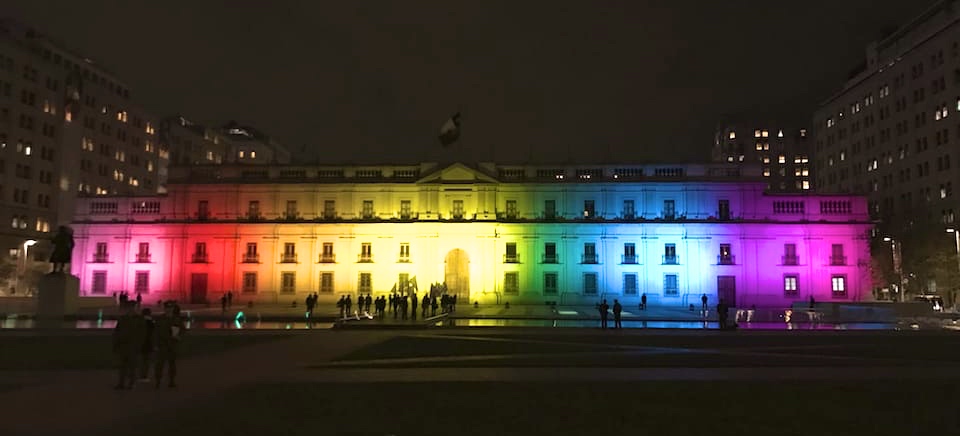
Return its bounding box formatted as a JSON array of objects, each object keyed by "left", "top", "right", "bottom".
[
  {"left": 24, "top": 145, "right": 31, "bottom": 156},
  {"left": 762, "top": 130, "right": 769, "bottom": 138},
  {"left": 250, "top": 151, "right": 256, "bottom": 159},
  {"left": 728, "top": 131, "right": 736, "bottom": 140},
  {"left": 754, "top": 129, "right": 761, "bottom": 138},
  {"left": 784, "top": 275, "right": 798, "bottom": 297},
  {"left": 831, "top": 275, "right": 846, "bottom": 297},
  {"left": 238, "top": 150, "right": 245, "bottom": 159},
  {"left": 755, "top": 143, "right": 763, "bottom": 151},
  {"left": 779, "top": 155, "right": 786, "bottom": 164},
  {"left": 763, "top": 168, "right": 771, "bottom": 177},
  {"left": 777, "top": 129, "right": 784, "bottom": 138},
  {"left": 763, "top": 157, "right": 770, "bottom": 164}
]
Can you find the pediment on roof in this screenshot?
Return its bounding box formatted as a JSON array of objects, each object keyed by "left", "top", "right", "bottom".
[{"left": 417, "top": 163, "right": 499, "bottom": 184}]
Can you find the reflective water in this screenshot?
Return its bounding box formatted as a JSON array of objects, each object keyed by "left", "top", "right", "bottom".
[
  {"left": 438, "top": 319, "right": 899, "bottom": 330},
  {"left": 0, "top": 318, "right": 333, "bottom": 330}
]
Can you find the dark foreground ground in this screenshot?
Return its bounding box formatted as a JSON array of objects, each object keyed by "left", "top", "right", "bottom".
[{"left": 2, "top": 329, "right": 960, "bottom": 436}]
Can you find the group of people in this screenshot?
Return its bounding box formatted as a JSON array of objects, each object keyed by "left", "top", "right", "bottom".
[
  {"left": 113, "top": 300, "right": 184, "bottom": 390},
  {"left": 334, "top": 292, "right": 459, "bottom": 320},
  {"left": 597, "top": 299, "right": 624, "bottom": 329},
  {"left": 219, "top": 292, "right": 235, "bottom": 312},
  {"left": 116, "top": 291, "right": 142, "bottom": 308}
]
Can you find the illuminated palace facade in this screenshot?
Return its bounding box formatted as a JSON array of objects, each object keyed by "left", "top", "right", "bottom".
[{"left": 69, "top": 162, "right": 873, "bottom": 308}]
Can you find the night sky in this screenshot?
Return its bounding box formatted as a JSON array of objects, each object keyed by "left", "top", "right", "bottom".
[{"left": 7, "top": 1, "right": 923, "bottom": 164}]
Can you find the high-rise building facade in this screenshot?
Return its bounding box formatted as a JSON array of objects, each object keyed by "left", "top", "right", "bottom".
[
  {"left": 712, "top": 123, "right": 812, "bottom": 193},
  {"left": 161, "top": 115, "right": 231, "bottom": 167},
  {"left": 814, "top": 0, "right": 960, "bottom": 233},
  {"left": 221, "top": 121, "right": 291, "bottom": 164},
  {"left": 0, "top": 20, "right": 167, "bottom": 288},
  {"left": 68, "top": 162, "right": 872, "bottom": 308}
]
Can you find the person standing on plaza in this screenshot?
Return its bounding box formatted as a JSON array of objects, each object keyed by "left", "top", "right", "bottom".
[
  {"left": 345, "top": 295, "right": 353, "bottom": 317},
  {"left": 599, "top": 299, "right": 610, "bottom": 329},
  {"left": 613, "top": 299, "right": 623, "bottom": 329},
  {"left": 365, "top": 294, "right": 372, "bottom": 314},
  {"left": 422, "top": 294, "right": 430, "bottom": 317},
  {"left": 154, "top": 302, "right": 184, "bottom": 388},
  {"left": 717, "top": 298, "right": 729, "bottom": 330},
  {"left": 640, "top": 293, "right": 647, "bottom": 310},
  {"left": 220, "top": 294, "right": 228, "bottom": 314},
  {"left": 112, "top": 302, "right": 144, "bottom": 389},
  {"left": 701, "top": 294, "right": 708, "bottom": 316},
  {"left": 336, "top": 296, "right": 345, "bottom": 318},
  {"left": 139, "top": 308, "right": 155, "bottom": 382},
  {"left": 227, "top": 291, "right": 233, "bottom": 308},
  {"left": 431, "top": 295, "right": 439, "bottom": 316},
  {"left": 410, "top": 292, "right": 418, "bottom": 320},
  {"left": 400, "top": 295, "right": 409, "bottom": 320}
]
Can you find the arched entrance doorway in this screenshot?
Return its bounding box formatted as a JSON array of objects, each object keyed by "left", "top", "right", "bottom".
[{"left": 444, "top": 249, "right": 470, "bottom": 301}]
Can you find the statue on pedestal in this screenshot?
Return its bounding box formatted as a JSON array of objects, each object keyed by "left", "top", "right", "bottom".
[{"left": 49, "top": 226, "right": 74, "bottom": 273}]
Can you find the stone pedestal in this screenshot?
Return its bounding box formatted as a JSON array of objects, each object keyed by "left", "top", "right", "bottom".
[{"left": 37, "top": 273, "right": 80, "bottom": 324}]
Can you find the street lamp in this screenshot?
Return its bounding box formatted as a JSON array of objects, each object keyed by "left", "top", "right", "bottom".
[
  {"left": 946, "top": 229, "right": 960, "bottom": 274},
  {"left": 15, "top": 240, "right": 37, "bottom": 295},
  {"left": 883, "top": 237, "right": 906, "bottom": 302}
]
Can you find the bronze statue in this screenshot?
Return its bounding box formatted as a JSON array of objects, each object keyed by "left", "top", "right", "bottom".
[{"left": 49, "top": 226, "right": 74, "bottom": 273}]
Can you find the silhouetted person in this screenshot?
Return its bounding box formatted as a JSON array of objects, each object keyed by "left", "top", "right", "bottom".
[
  {"left": 390, "top": 294, "right": 396, "bottom": 313},
  {"left": 136, "top": 292, "right": 142, "bottom": 308},
  {"left": 599, "top": 300, "right": 610, "bottom": 329},
  {"left": 154, "top": 303, "right": 184, "bottom": 388},
  {"left": 613, "top": 300, "right": 623, "bottom": 329},
  {"left": 227, "top": 291, "right": 233, "bottom": 308},
  {"left": 113, "top": 302, "right": 144, "bottom": 389},
  {"left": 431, "top": 296, "right": 438, "bottom": 316},
  {"left": 345, "top": 295, "right": 352, "bottom": 316},
  {"left": 640, "top": 293, "right": 647, "bottom": 310},
  {"left": 422, "top": 294, "right": 430, "bottom": 317},
  {"left": 410, "top": 293, "right": 418, "bottom": 319},
  {"left": 139, "top": 308, "right": 155, "bottom": 381},
  {"left": 365, "top": 294, "right": 372, "bottom": 313},
  {"left": 809, "top": 295, "right": 816, "bottom": 309},
  {"left": 717, "top": 299, "right": 729, "bottom": 330},
  {"left": 701, "top": 294, "right": 708, "bottom": 313},
  {"left": 336, "top": 296, "right": 345, "bottom": 318},
  {"left": 400, "top": 296, "right": 409, "bottom": 320},
  {"left": 220, "top": 294, "right": 227, "bottom": 313}
]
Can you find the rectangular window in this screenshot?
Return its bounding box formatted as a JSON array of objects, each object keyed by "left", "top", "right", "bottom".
[
  {"left": 783, "top": 243, "right": 798, "bottom": 265},
  {"left": 830, "top": 244, "right": 846, "bottom": 265},
  {"left": 94, "top": 242, "right": 108, "bottom": 263},
  {"left": 505, "top": 242, "right": 519, "bottom": 263},
  {"left": 623, "top": 243, "right": 637, "bottom": 264},
  {"left": 719, "top": 243, "right": 733, "bottom": 265},
  {"left": 197, "top": 200, "right": 209, "bottom": 220},
  {"left": 399, "top": 243, "right": 410, "bottom": 262},
  {"left": 321, "top": 242, "right": 335, "bottom": 263},
  {"left": 582, "top": 242, "right": 598, "bottom": 264},
  {"left": 663, "top": 199, "right": 676, "bottom": 219},
  {"left": 623, "top": 273, "right": 638, "bottom": 295},
  {"left": 192, "top": 242, "right": 207, "bottom": 263},
  {"left": 360, "top": 243, "right": 372, "bottom": 262},
  {"left": 362, "top": 200, "right": 374, "bottom": 219},
  {"left": 282, "top": 242, "right": 296, "bottom": 263},
  {"left": 543, "top": 242, "right": 558, "bottom": 263},
  {"left": 242, "top": 272, "right": 257, "bottom": 293},
  {"left": 663, "top": 243, "right": 677, "bottom": 264},
  {"left": 544, "top": 200, "right": 557, "bottom": 219},
  {"left": 543, "top": 272, "right": 558, "bottom": 295},
  {"left": 400, "top": 200, "right": 412, "bottom": 219},
  {"left": 247, "top": 200, "right": 260, "bottom": 219},
  {"left": 583, "top": 200, "right": 595, "bottom": 218},
  {"left": 358, "top": 272, "right": 372, "bottom": 293},
  {"left": 323, "top": 200, "right": 336, "bottom": 219},
  {"left": 622, "top": 200, "right": 635, "bottom": 219},
  {"left": 319, "top": 272, "right": 334, "bottom": 293},
  {"left": 784, "top": 275, "right": 799, "bottom": 297},
  {"left": 831, "top": 275, "right": 847, "bottom": 297},
  {"left": 136, "top": 242, "right": 150, "bottom": 263},
  {"left": 718, "top": 199, "right": 730, "bottom": 220},
  {"left": 92, "top": 271, "right": 107, "bottom": 294},
  {"left": 285, "top": 200, "right": 298, "bottom": 219},
  {"left": 451, "top": 200, "right": 464, "bottom": 219},
  {"left": 583, "top": 272, "right": 598, "bottom": 295},
  {"left": 664, "top": 274, "right": 679, "bottom": 296},
  {"left": 281, "top": 272, "right": 296, "bottom": 293},
  {"left": 505, "top": 200, "right": 518, "bottom": 219},
  {"left": 504, "top": 272, "right": 519, "bottom": 295}
]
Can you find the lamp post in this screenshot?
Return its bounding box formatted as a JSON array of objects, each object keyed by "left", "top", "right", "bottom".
[
  {"left": 947, "top": 229, "right": 960, "bottom": 274},
  {"left": 15, "top": 240, "right": 37, "bottom": 295},
  {"left": 883, "top": 237, "right": 906, "bottom": 302}
]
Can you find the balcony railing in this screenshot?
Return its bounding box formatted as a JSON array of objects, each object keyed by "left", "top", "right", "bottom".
[
  {"left": 281, "top": 253, "right": 297, "bottom": 263},
  {"left": 662, "top": 255, "right": 678, "bottom": 265},
  {"left": 543, "top": 211, "right": 558, "bottom": 220},
  {"left": 196, "top": 211, "right": 210, "bottom": 221},
  {"left": 718, "top": 255, "right": 735, "bottom": 265},
  {"left": 283, "top": 213, "right": 300, "bottom": 221},
  {"left": 319, "top": 254, "right": 336, "bottom": 263},
  {"left": 322, "top": 212, "right": 337, "bottom": 220},
  {"left": 504, "top": 254, "right": 520, "bottom": 263},
  {"left": 358, "top": 254, "right": 373, "bottom": 263},
  {"left": 582, "top": 253, "right": 598, "bottom": 264},
  {"left": 782, "top": 255, "right": 799, "bottom": 266},
  {"left": 830, "top": 255, "right": 847, "bottom": 266},
  {"left": 542, "top": 254, "right": 558, "bottom": 264},
  {"left": 622, "top": 213, "right": 636, "bottom": 220},
  {"left": 246, "top": 213, "right": 262, "bottom": 221},
  {"left": 135, "top": 253, "right": 151, "bottom": 263},
  {"left": 398, "top": 256, "right": 411, "bottom": 263},
  {"left": 242, "top": 253, "right": 260, "bottom": 263},
  {"left": 622, "top": 254, "right": 638, "bottom": 264},
  {"left": 360, "top": 212, "right": 376, "bottom": 220},
  {"left": 92, "top": 253, "right": 109, "bottom": 263},
  {"left": 191, "top": 253, "right": 208, "bottom": 263}
]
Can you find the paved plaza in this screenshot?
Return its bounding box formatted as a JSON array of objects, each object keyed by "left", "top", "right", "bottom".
[{"left": 2, "top": 329, "right": 959, "bottom": 436}]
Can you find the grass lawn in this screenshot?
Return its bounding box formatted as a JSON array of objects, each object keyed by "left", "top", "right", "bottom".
[
  {"left": 126, "top": 381, "right": 960, "bottom": 436},
  {"left": 0, "top": 334, "right": 288, "bottom": 370}
]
